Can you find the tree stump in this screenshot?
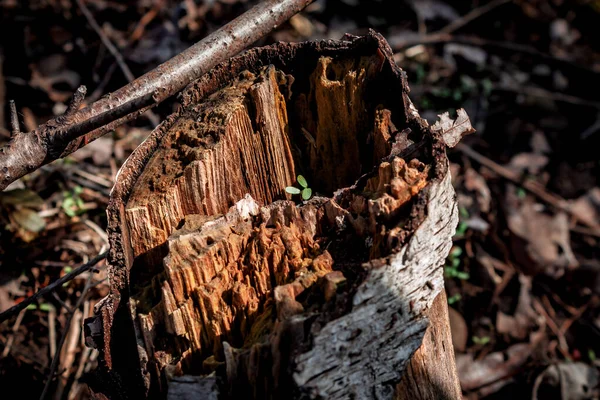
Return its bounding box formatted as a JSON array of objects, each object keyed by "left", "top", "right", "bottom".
[{"left": 86, "top": 31, "right": 466, "bottom": 400}]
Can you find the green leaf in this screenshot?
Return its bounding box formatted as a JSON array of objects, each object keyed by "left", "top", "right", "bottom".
[
  {"left": 297, "top": 175, "right": 308, "bottom": 188},
  {"left": 26, "top": 303, "right": 52, "bottom": 312},
  {"left": 62, "top": 197, "right": 77, "bottom": 217},
  {"left": 589, "top": 349, "right": 596, "bottom": 362},
  {"left": 457, "top": 271, "right": 470, "bottom": 280},
  {"left": 12, "top": 208, "right": 46, "bottom": 233},
  {"left": 302, "top": 188, "right": 312, "bottom": 200},
  {"left": 450, "top": 246, "right": 463, "bottom": 259},
  {"left": 472, "top": 336, "right": 490, "bottom": 345},
  {"left": 447, "top": 293, "right": 461, "bottom": 305},
  {"left": 285, "top": 186, "right": 301, "bottom": 195}
]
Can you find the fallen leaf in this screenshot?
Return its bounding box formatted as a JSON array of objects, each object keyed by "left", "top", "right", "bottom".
[
  {"left": 12, "top": 208, "right": 46, "bottom": 233},
  {"left": 431, "top": 108, "right": 476, "bottom": 148},
  {"left": 507, "top": 200, "right": 578, "bottom": 277},
  {"left": 570, "top": 187, "right": 600, "bottom": 230},
  {"left": 0, "top": 189, "right": 44, "bottom": 208},
  {"left": 464, "top": 168, "right": 491, "bottom": 213},
  {"left": 533, "top": 362, "right": 599, "bottom": 400},
  {"left": 508, "top": 153, "right": 549, "bottom": 175},
  {"left": 456, "top": 343, "right": 532, "bottom": 391},
  {"left": 496, "top": 275, "right": 539, "bottom": 340},
  {"left": 448, "top": 306, "right": 468, "bottom": 352}
]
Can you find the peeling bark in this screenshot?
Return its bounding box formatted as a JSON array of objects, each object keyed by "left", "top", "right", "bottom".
[{"left": 87, "top": 32, "right": 462, "bottom": 400}]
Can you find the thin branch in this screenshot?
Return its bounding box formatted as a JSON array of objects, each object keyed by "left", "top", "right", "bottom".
[
  {"left": 0, "top": 252, "right": 107, "bottom": 324},
  {"left": 75, "top": 0, "right": 160, "bottom": 126},
  {"left": 455, "top": 143, "right": 600, "bottom": 236},
  {"left": 40, "top": 274, "right": 93, "bottom": 400},
  {"left": 0, "top": 0, "right": 314, "bottom": 190},
  {"left": 437, "top": 0, "right": 511, "bottom": 35},
  {"left": 9, "top": 100, "right": 20, "bottom": 136}
]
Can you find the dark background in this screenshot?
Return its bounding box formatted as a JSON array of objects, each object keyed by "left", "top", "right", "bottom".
[{"left": 0, "top": 0, "right": 599, "bottom": 398}]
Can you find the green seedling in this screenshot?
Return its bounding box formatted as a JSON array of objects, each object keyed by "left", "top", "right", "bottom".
[
  {"left": 445, "top": 246, "right": 469, "bottom": 280},
  {"left": 285, "top": 175, "right": 312, "bottom": 201},
  {"left": 26, "top": 303, "right": 52, "bottom": 312},
  {"left": 447, "top": 293, "right": 462, "bottom": 305},
  {"left": 62, "top": 186, "right": 85, "bottom": 217},
  {"left": 472, "top": 335, "right": 491, "bottom": 346}
]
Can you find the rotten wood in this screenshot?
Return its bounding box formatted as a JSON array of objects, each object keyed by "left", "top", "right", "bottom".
[
  {"left": 86, "top": 32, "right": 463, "bottom": 399},
  {"left": 0, "top": 0, "right": 314, "bottom": 191}
]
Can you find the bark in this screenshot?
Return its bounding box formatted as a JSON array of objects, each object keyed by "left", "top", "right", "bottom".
[
  {"left": 86, "top": 32, "right": 463, "bottom": 399},
  {"left": 0, "top": 0, "right": 313, "bottom": 191}
]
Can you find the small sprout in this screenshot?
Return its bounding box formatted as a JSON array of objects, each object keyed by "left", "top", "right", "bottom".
[
  {"left": 589, "top": 349, "right": 596, "bottom": 362},
  {"left": 447, "top": 293, "right": 461, "bottom": 305},
  {"left": 454, "top": 221, "right": 468, "bottom": 237},
  {"left": 27, "top": 303, "right": 52, "bottom": 312},
  {"left": 285, "top": 175, "right": 313, "bottom": 201},
  {"left": 472, "top": 336, "right": 491, "bottom": 346},
  {"left": 517, "top": 187, "right": 527, "bottom": 199},
  {"left": 459, "top": 206, "right": 470, "bottom": 219},
  {"left": 62, "top": 186, "right": 85, "bottom": 217}
]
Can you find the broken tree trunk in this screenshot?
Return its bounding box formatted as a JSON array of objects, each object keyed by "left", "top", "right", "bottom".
[{"left": 86, "top": 32, "right": 465, "bottom": 399}]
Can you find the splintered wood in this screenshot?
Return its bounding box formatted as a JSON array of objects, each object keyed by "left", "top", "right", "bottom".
[
  {"left": 126, "top": 66, "right": 296, "bottom": 259},
  {"left": 108, "top": 40, "right": 459, "bottom": 399}
]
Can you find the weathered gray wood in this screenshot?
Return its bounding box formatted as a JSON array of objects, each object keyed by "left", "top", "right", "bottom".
[{"left": 293, "top": 163, "right": 458, "bottom": 399}]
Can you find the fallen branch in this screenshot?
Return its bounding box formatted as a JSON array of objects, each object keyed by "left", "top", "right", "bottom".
[
  {"left": 0, "top": 251, "right": 107, "bottom": 324},
  {"left": 0, "top": 0, "right": 313, "bottom": 190},
  {"left": 456, "top": 143, "right": 600, "bottom": 236}
]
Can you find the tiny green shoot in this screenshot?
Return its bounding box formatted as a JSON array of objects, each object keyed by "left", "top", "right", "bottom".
[
  {"left": 447, "top": 293, "right": 462, "bottom": 305},
  {"left": 472, "top": 336, "right": 491, "bottom": 346},
  {"left": 286, "top": 175, "right": 312, "bottom": 201},
  {"left": 62, "top": 186, "right": 85, "bottom": 217},
  {"left": 27, "top": 303, "right": 52, "bottom": 312}
]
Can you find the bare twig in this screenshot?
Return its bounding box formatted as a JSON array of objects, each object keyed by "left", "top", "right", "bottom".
[
  {"left": 1, "top": 308, "right": 26, "bottom": 357},
  {"left": 9, "top": 100, "right": 20, "bottom": 136},
  {"left": 0, "top": 0, "right": 314, "bottom": 190},
  {"left": 456, "top": 143, "right": 600, "bottom": 236},
  {"left": 437, "top": 0, "right": 511, "bottom": 35},
  {"left": 75, "top": 0, "right": 160, "bottom": 127},
  {"left": 40, "top": 275, "right": 93, "bottom": 400},
  {"left": 0, "top": 252, "right": 107, "bottom": 323},
  {"left": 49, "top": 305, "right": 57, "bottom": 359}
]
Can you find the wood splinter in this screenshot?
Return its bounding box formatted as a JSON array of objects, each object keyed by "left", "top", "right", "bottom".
[{"left": 87, "top": 32, "right": 466, "bottom": 400}]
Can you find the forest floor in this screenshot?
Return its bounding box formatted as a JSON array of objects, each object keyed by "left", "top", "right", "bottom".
[{"left": 0, "top": 0, "right": 599, "bottom": 399}]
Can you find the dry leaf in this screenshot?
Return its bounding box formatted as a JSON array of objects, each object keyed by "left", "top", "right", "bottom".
[
  {"left": 570, "top": 187, "right": 600, "bottom": 230},
  {"left": 448, "top": 307, "right": 468, "bottom": 352},
  {"left": 533, "top": 362, "right": 599, "bottom": 400},
  {"left": 456, "top": 343, "right": 532, "bottom": 391},
  {"left": 431, "top": 108, "right": 476, "bottom": 148},
  {"left": 496, "top": 275, "right": 539, "bottom": 340},
  {"left": 464, "top": 168, "right": 491, "bottom": 213},
  {"left": 507, "top": 201, "right": 578, "bottom": 277}
]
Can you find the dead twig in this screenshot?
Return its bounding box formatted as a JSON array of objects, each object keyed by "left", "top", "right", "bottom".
[
  {"left": 437, "top": 0, "right": 511, "bottom": 35},
  {"left": 456, "top": 143, "right": 600, "bottom": 236},
  {"left": 75, "top": 0, "right": 160, "bottom": 127},
  {"left": 0, "top": 0, "right": 314, "bottom": 190},
  {"left": 0, "top": 252, "right": 107, "bottom": 324},
  {"left": 1, "top": 308, "right": 26, "bottom": 357},
  {"left": 40, "top": 275, "right": 93, "bottom": 400}
]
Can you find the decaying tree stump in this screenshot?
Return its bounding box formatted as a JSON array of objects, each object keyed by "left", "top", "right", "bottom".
[{"left": 86, "top": 31, "right": 468, "bottom": 399}]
